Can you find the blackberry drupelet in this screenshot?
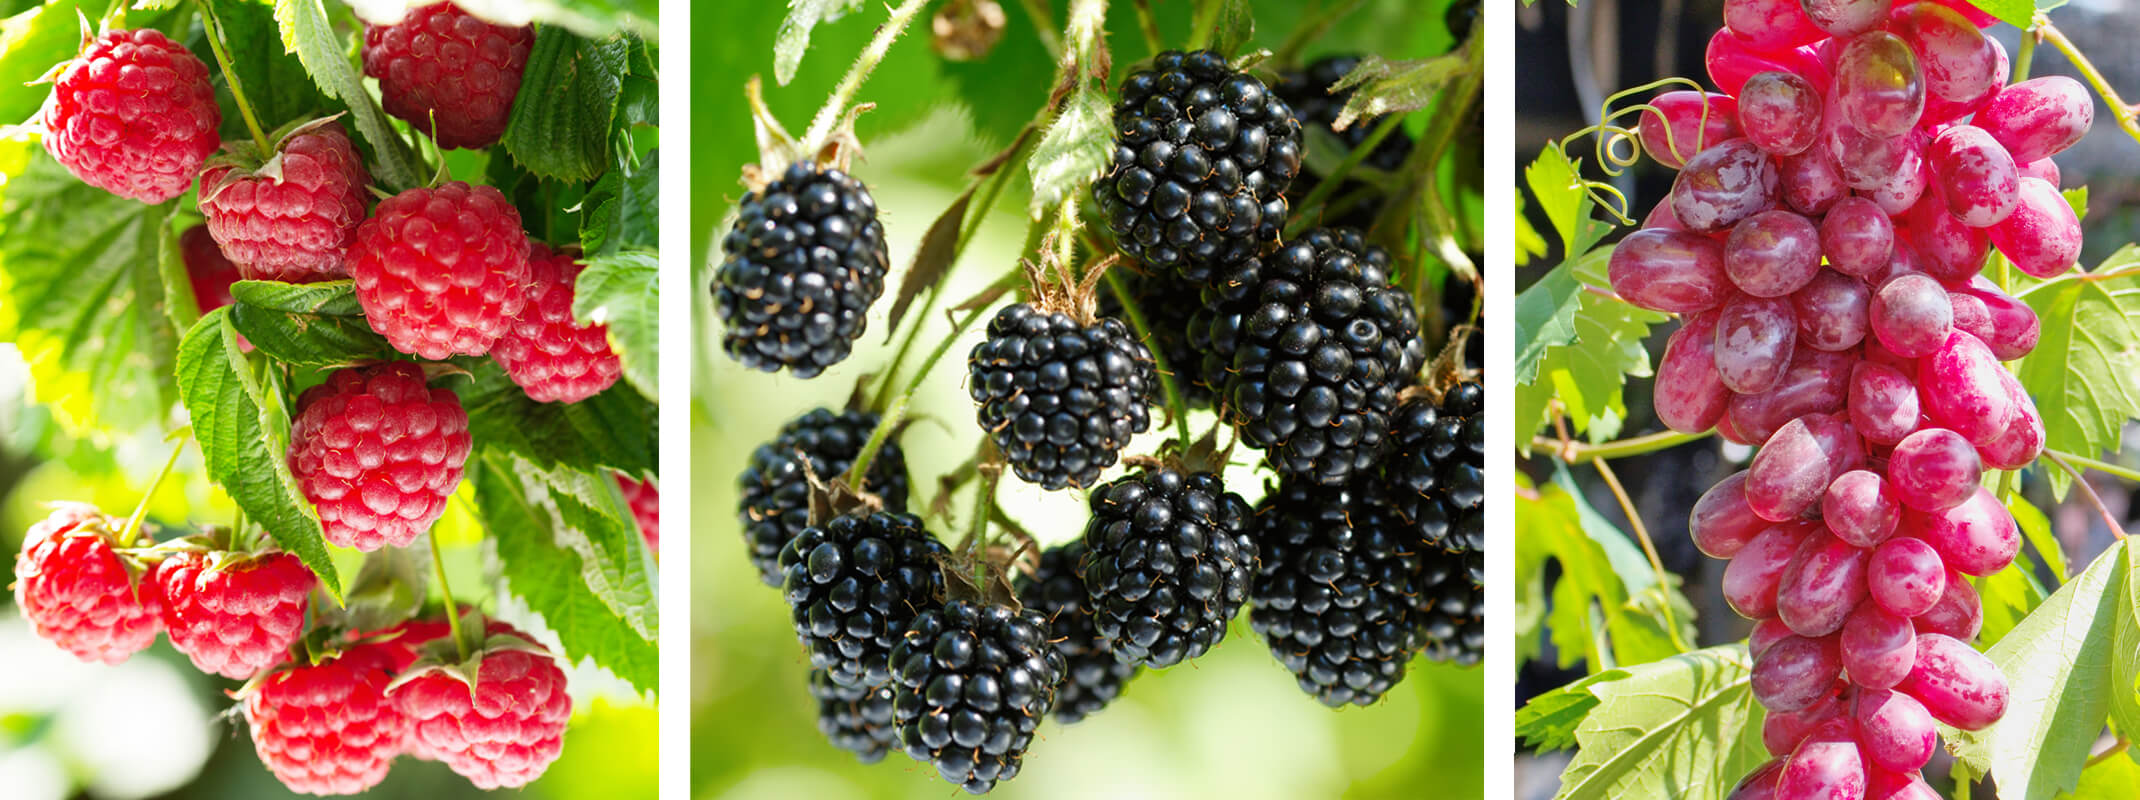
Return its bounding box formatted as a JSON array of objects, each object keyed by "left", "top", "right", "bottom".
[
  {"left": 1389, "top": 382, "right": 1486, "bottom": 570},
  {"left": 1091, "top": 49, "right": 1302, "bottom": 279},
  {"left": 1198, "top": 228, "right": 1425, "bottom": 486},
  {"left": 738, "top": 408, "right": 911, "bottom": 586},
  {"left": 1412, "top": 548, "right": 1484, "bottom": 666},
  {"left": 888, "top": 600, "right": 1066, "bottom": 794},
  {"left": 1096, "top": 267, "right": 1217, "bottom": 408},
  {"left": 810, "top": 669, "right": 898, "bottom": 764},
  {"left": 1013, "top": 542, "right": 1139, "bottom": 724},
  {"left": 967, "top": 303, "right": 1157, "bottom": 490},
  {"left": 780, "top": 511, "right": 947, "bottom": 689},
  {"left": 1249, "top": 479, "right": 1425, "bottom": 707},
  {"left": 714, "top": 161, "right": 890, "bottom": 378},
  {"left": 1079, "top": 468, "right": 1256, "bottom": 667}
]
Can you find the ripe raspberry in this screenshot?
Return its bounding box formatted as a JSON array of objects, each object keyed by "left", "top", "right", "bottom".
[
  {"left": 155, "top": 549, "right": 315, "bottom": 679},
  {"left": 781, "top": 511, "right": 947, "bottom": 689},
  {"left": 889, "top": 600, "right": 1066, "bottom": 794},
  {"left": 1013, "top": 541, "right": 1139, "bottom": 724},
  {"left": 713, "top": 161, "right": 890, "bottom": 378},
  {"left": 1196, "top": 228, "right": 1424, "bottom": 485},
  {"left": 738, "top": 408, "right": 911, "bottom": 586},
  {"left": 1096, "top": 267, "right": 1217, "bottom": 408},
  {"left": 1390, "top": 382, "right": 1486, "bottom": 571},
  {"left": 198, "top": 122, "right": 372, "bottom": 282},
  {"left": 390, "top": 633, "right": 571, "bottom": 789},
  {"left": 288, "top": 363, "right": 473, "bottom": 551},
  {"left": 809, "top": 668, "right": 897, "bottom": 764},
  {"left": 361, "top": 2, "right": 533, "bottom": 150},
  {"left": 182, "top": 225, "right": 240, "bottom": 314},
  {"left": 967, "top": 303, "right": 1156, "bottom": 490},
  {"left": 1080, "top": 467, "right": 1256, "bottom": 667},
  {"left": 12, "top": 503, "right": 161, "bottom": 664},
  {"left": 490, "top": 242, "right": 623, "bottom": 403},
  {"left": 615, "top": 474, "right": 659, "bottom": 551},
  {"left": 242, "top": 643, "right": 409, "bottom": 795},
  {"left": 349, "top": 181, "right": 531, "bottom": 359},
  {"left": 1249, "top": 480, "right": 1426, "bottom": 707},
  {"left": 1092, "top": 49, "right": 1302, "bottom": 278},
  {"left": 40, "top": 29, "right": 220, "bottom": 203}
]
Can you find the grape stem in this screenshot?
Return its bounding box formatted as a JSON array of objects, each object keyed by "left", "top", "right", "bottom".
[
  {"left": 1529, "top": 430, "right": 1710, "bottom": 464},
  {"left": 2087, "top": 736, "right": 2133, "bottom": 767},
  {"left": 2034, "top": 21, "right": 2140, "bottom": 146},
  {"left": 800, "top": 0, "right": 932, "bottom": 155},
  {"left": 1591, "top": 456, "right": 1690, "bottom": 653},
  {"left": 2044, "top": 450, "right": 2130, "bottom": 540},
  {"left": 2050, "top": 448, "right": 2140, "bottom": 486}
]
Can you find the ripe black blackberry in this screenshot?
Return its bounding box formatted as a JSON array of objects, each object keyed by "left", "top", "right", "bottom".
[
  {"left": 888, "top": 600, "right": 1066, "bottom": 794},
  {"left": 1079, "top": 467, "right": 1256, "bottom": 667},
  {"left": 967, "top": 303, "right": 1156, "bottom": 490},
  {"left": 780, "top": 511, "right": 947, "bottom": 689},
  {"left": 809, "top": 669, "right": 898, "bottom": 763},
  {"left": 1091, "top": 49, "right": 1302, "bottom": 279},
  {"left": 1389, "top": 382, "right": 1485, "bottom": 573},
  {"left": 1096, "top": 267, "right": 1217, "bottom": 409},
  {"left": 738, "top": 408, "right": 911, "bottom": 586},
  {"left": 1249, "top": 479, "right": 1425, "bottom": 707},
  {"left": 1412, "top": 550, "right": 1484, "bottom": 667},
  {"left": 1013, "top": 542, "right": 1139, "bottom": 724},
  {"left": 1196, "top": 228, "right": 1424, "bottom": 486},
  {"left": 713, "top": 161, "right": 889, "bottom": 378}
]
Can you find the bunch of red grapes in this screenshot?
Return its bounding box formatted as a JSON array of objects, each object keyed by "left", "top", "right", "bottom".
[{"left": 1603, "top": 1, "right": 2094, "bottom": 797}]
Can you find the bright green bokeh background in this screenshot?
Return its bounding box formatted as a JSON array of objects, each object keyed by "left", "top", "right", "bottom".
[{"left": 690, "top": 3, "right": 1482, "bottom": 798}]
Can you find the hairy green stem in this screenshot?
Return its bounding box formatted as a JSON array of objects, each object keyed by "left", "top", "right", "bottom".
[
  {"left": 197, "top": 0, "right": 271, "bottom": 153},
  {"left": 844, "top": 393, "right": 909, "bottom": 490},
  {"left": 1186, "top": 0, "right": 1224, "bottom": 51},
  {"left": 802, "top": 0, "right": 933, "bottom": 153},
  {"left": 1103, "top": 270, "right": 1192, "bottom": 445},
  {"left": 1131, "top": 0, "right": 1162, "bottom": 55}
]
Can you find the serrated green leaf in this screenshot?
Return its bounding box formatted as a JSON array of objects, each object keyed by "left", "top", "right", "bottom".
[
  {"left": 1549, "top": 646, "right": 1768, "bottom": 800},
  {"left": 2015, "top": 248, "right": 2140, "bottom": 498},
  {"left": 1524, "top": 145, "right": 1613, "bottom": 259},
  {"left": 773, "top": 0, "right": 866, "bottom": 86},
  {"left": 1950, "top": 540, "right": 2127, "bottom": 798},
  {"left": 175, "top": 309, "right": 340, "bottom": 600},
  {"left": 1974, "top": 551, "right": 2048, "bottom": 648},
  {"left": 2110, "top": 544, "right": 2140, "bottom": 776},
  {"left": 1517, "top": 473, "right": 1688, "bottom": 674},
  {"left": 582, "top": 148, "right": 657, "bottom": 255},
  {"left": 573, "top": 250, "right": 656, "bottom": 399},
  {"left": 273, "top": 0, "right": 421, "bottom": 190},
  {"left": 157, "top": 219, "right": 199, "bottom": 334},
  {"left": 1330, "top": 53, "right": 1466, "bottom": 133},
  {"left": 1027, "top": 84, "right": 1110, "bottom": 215},
  {"left": 227, "top": 279, "right": 392, "bottom": 368},
  {"left": 1515, "top": 247, "right": 1665, "bottom": 448},
  {"left": 456, "top": 359, "right": 655, "bottom": 476},
  {"left": 503, "top": 29, "right": 628, "bottom": 182},
  {"left": 200, "top": 0, "right": 330, "bottom": 143},
  {"left": 1209, "top": 0, "right": 1254, "bottom": 56},
  {"left": 1517, "top": 669, "right": 1622, "bottom": 751}
]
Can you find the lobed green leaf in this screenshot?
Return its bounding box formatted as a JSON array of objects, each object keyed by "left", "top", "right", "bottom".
[{"left": 2014, "top": 247, "right": 2140, "bottom": 499}]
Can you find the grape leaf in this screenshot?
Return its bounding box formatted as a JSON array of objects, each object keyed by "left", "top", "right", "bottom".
[
  {"left": 1964, "top": 0, "right": 2035, "bottom": 29},
  {"left": 227, "top": 279, "right": 393, "bottom": 367},
  {"left": 1540, "top": 645, "right": 1769, "bottom": 800},
  {"left": 274, "top": 0, "right": 422, "bottom": 191},
  {"left": 1514, "top": 247, "right": 1666, "bottom": 449},
  {"left": 175, "top": 309, "right": 340, "bottom": 600},
  {"left": 573, "top": 250, "right": 657, "bottom": 399},
  {"left": 2110, "top": 543, "right": 2140, "bottom": 776},
  {"left": 1524, "top": 145, "right": 1614, "bottom": 262},
  {"left": 1515, "top": 470, "right": 1690, "bottom": 674},
  {"left": 455, "top": 359, "right": 655, "bottom": 476},
  {"left": 2014, "top": 246, "right": 2140, "bottom": 498},
  {"left": 503, "top": 28, "right": 629, "bottom": 182},
  {"left": 2069, "top": 752, "right": 2140, "bottom": 800},
  {"left": 1516, "top": 669, "right": 1621, "bottom": 751}
]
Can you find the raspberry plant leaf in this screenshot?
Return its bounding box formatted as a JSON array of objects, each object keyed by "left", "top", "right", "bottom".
[
  {"left": 457, "top": 359, "right": 656, "bottom": 476},
  {"left": 2013, "top": 246, "right": 2140, "bottom": 499},
  {"left": 274, "top": 0, "right": 421, "bottom": 191},
  {"left": 0, "top": 0, "right": 105, "bottom": 125},
  {"left": 155, "top": 214, "right": 201, "bottom": 333},
  {"left": 580, "top": 148, "right": 657, "bottom": 255},
  {"left": 226, "top": 280, "right": 393, "bottom": 367},
  {"left": 174, "top": 308, "right": 341, "bottom": 601},
  {"left": 572, "top": 250, "right": 657, "bottom": 398},
  {"left": 1526, "top": 645, "right": 1768, "bottom": 800},
  {"left": 503, "top": 28, "right": 630, "bottom": 182},
  {"left": 197, "top": 0, "right": 331, "bottom": 144}
]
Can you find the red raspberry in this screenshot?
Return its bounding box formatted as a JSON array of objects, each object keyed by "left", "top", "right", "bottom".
[
  {"left": 349, "top": 182, "right": 531, "bottom": 359},
  {"left": 491, "top": 243, "right": 624, "bottom": 403},
  {"left": 391, "top": 628, "right": 572, "bottom": 788},
  {"left": 155, "top": 549, "right": 315, "bottom": 679},
  {"left": 362, "top": 2, "right": 533, "bottom": 150},
  {"left": 40, "top": 29, "right": 221, "bottom": 203},
  {"left": 242, "top": 643, "right": 409, "bottom": 795},
  {"left": 615, "top": 474, "right": 658, "bottom": 550},
  {"left": 12, "top": 503, "right": 161, "bottom": 664},
  {"left": 182, "top": 225, "right": 240, "bottom": 313},
  {"left": 198, "top": 123, "right": 373, "bottom": 282},
  {"left": 288, "top": 363, "right": 473, "bottom": 551}
]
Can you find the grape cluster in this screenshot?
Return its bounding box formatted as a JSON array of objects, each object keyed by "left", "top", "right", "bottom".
[{"left": 1606, "top": 2, "right": 2089, "bottom": 796}]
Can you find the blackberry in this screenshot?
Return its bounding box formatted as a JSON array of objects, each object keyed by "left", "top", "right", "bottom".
[
  {"left": 1248, "top": 480, "right": 1425, "bottom": 707},
  {"left": 739, "top": 408, "right": 911, "bottom": 586},
  {"left": 888, "top": 600, "right": 1066, "bottom": 794},
  {"left": 967, "top": 303, "right": 1156, "bottom": 490},
  {"left": 1091, "top": 49, "right": 1302, "bottom": 279},
  {"left": 780, "top": 511, "right": 947, "bottom": 689},
  {"left": 1389, "top": 382, "right": 1486, "bottom": 569},
  {"left": 1079, "top": 468, "right": 1256, "bottom": 667},
  {"left": 714, "top": 161, "right": 889, "bottom": 378},
  {"left": 1197, "top": 228, "right": 1424, "bottom": 485},
  {"left": 1097, "top": 267, "right": 1217, "bottom": 408},
  {"left": 1412, "top": 548, "right": 1484, "bottom": 666},
  {"left": 1013, "top": 542, "right": 1139, "bottom": 724},
  {"left": 809, "top": 669, "right": 898, "bottom": 764}
]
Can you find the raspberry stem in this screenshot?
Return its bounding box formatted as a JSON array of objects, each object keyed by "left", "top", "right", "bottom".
[
  {"left": 117, "top": 438, "right": 188, "bottom": 548},
  {"left": 429, "top": 532, "right": 470, "bottom": 661},
  {"left": 196, "top": 0, "right": 272, "bottom": 154},
  {"left": 800, "top": 0, "right": 931, "bottom": 156}
]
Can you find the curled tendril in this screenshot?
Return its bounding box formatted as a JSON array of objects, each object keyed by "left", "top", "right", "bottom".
[{"left": 1550, "top": 76, "right": 1717, "bottom": 226}]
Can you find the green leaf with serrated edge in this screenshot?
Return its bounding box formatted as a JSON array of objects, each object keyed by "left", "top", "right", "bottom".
[
  {"left": 773, "top": 0, "right": 867, "bottom": 86},
  {"left": 473, "top": 453, "right": 655, "bottom": 694},
  {"left": 503, "top": 29, "right": 627, "bottom": 182},
  {"left": 1516, "top": 669, "right": 1622, "bottom": 751},
  {"left": 456, "top": 359, "right": 655, "bottom": 476},
  {"left": 157, "top": 219, "right": 200, "bottom": 334},
  {"left": 1209, "top": 0, "right": 1253, "bottom": 56},
  {"left": 0, "top": 150, "right": 178, "bottom": 435},
  {"left": 1330, "top": 53, "right": 1466, "bottom": 133},
  {"left": 573, "top": 250, "right": 656, "bottom": 399},
  {"left": 2009, "top": 492, "right": 2069, "bottom": 582},
  {"left": 1515, "top": 249, "right": 1665, "bottom": 448},
  {"left": 274, "top": 0, "right": 421, "bottom": 191},
  {"left": 582, "top": 148, "right": 657, "bottom": 256},
  {"left": 497, "top": 452, "right": 655, "bottom": 640},
  {"left": 1027, "top": 84, "right": 1110, "bottom": 216},
  {"left": 2111, "top": 543, "right": 2140, "bottom": 772},
  {"left": 1513, "top": 258, "right": 1582, "bottom": 383},
  {"left": 1949, "top": 540, "right": 2127, "bottom": 798},
  {"left": 1523, "top": 145, "right": 1612, "bottom": 261},
  {"left": 0, "top": 0, "right": 88, "bottom": 126},
  {"left": 2069, "top": 751, "right": 2140, "bottom": 800},
  {"left": 1974, "top": 550, "right": 2048, "bottom": 648},
  {"left": 224, "top": 279, "right": 390, "bottom": 366},
  {"left": 2015, "top": 247, "right": 2140, "bottom": 499},
  {"left": 199, "top": 0, "right": 331, "bottom": 144},
  {"left": 230, "top": 279, "right": 364, "bottom": 315},
  {"left": 1518, "top": 476, "right": 1684, "bottom": 673},
  {"left": 1550, "top": 646, "right": 1768, "bottom": 800},
  {"left": 1552, "top": 462, "right": 1659, "bottom": 595},
  {"left": 175, "top": 309, "right": 340, "bottom": 600}
]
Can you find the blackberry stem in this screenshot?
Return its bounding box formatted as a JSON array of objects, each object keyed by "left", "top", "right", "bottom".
[
  {"left": 429, "top": 531, "right": 471, "bottom": 661},
  {"left": 1131, "top": 0, "right": 1162, "bottom": 55},
  {"left": 1285, "top": 113, "right": 1407, "bottom": 238},
  {"left": 843, "top": 393, "right": 908, "bottom": 491},
  {"left": 1186, "top": 0, "right": 1224, "bottom": 51},
  {"left": 1371, "top": 28, "right": 1483, "bottom": 237},
  {"left": 118, "top": 437, "right": 189, "bottom": 548},
  {"left": 1102, "top": 269, "right": 1192, "bottom": 445},
  {"left": 196, "top": 0, "right": 272, "bottom": 154},
  {"left": 801, "top": 0, "right": 932, "bottom": 155}
]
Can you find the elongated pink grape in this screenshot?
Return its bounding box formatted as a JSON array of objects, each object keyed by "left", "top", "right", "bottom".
[
  {"left": 1866, "top": 148, "right": 1929, "bottom": 215},
  {"left": 1641, "top": 91, "right": 1744, "bottom": 169},
  {"left": 1728, "top": 347, "right": 1854, "bottom": 442},
  {"left": 1752, "top": 617, "right": 1796, "bottom": 657},
  {"left": 1902, "top": 192, "right": 1989, "bottom": 280},
  {"left": 1824, "top": 469, "right": 1900, "bottom": 548},
  {"left": 1726, "top": 0, "right": 1828, "bottom": 51},
  {"left": 1869, "top": 536, "right": 1945, "bottom": 617},
  {"left": 1928, "top": 125, "right": 2019, "bottom": 227},
  {"left": 1748, "top": 418, "right": 1833, "bottom": 521},
  {"left": 1827, "top": 120, "right": 1915, "bottom": 191},
  {"left": 1841, "top": 602, "right": 1918, "bottom": 689},
  {"left": 1889, "top": 428, "right": 1983, "bottom": 512},
  {"left": 1729, "top": 759, "right": 1787, "bottom": 800},
  {"left": 1819, "top": 196, "right": 1893, "bottom": 277},
  {"left": 1835, "top": 32, "right": 1925, "bottom": 137},
  {"left": 1868, "top": 768, "right": 1942, "bottom": 800},
  {"left": 1922, "top": 33, "right": 2007, "bottom": 126},
  {"left": 1855, "top": 688, "right": 1937, "bottom": 771},
  {"left": 1848, "top": 361, "right": 1922, "bottom": 445},
  {"left": 1987, "top": 177, "right": 2083, "bottom": 279},
  {"left": 1674, "top": 139, "right": 1782, "bottom": 233},
  {"left": 1753, "top": 633, "right": 1844, "bottom": 711},
  {"left": 1805, "top": 413, "right": 1866, "bottom": 477},
  {"left": 1778, "top": 529, "right": 1870, "bottom": 637},
  {"left": 1976, "top": 76, "right": 2093, "bottom": 163},
  {"left": 1645, "top": 186, "right": 1690, "bottom": 231},
  {"left": 1694, "top": 471, "right": 1770, "bottom": 558},
  {"left": 1716, "top": 294, "right": 1797, "bottom": 393},
  {"left": 1708, "top": 29, "right": 1829, "bottom": 96},
  {"left": 2019, "top": 157, "right": 2060, "bottom": 187},
  {"left": 1914, "top": 567, "right": 1982, "bottom": 640},
  {"left": 1726, "top": 522, "right": 1816, "bottom": 618},
  {"left": 1909, "top": 486, "right": 2019, "bottom": 576},
  {"left": 1897, "top": 633, "right": 2009, "bottom": 730},
  {"left": 1954, "top": 276, "right": 2040, "bottom": 361},
  {"left": 1780, "top": 146, "right": 1847, "bottom": 215},
  {"left": 1727, "top": 209, "right": 1823, "bottom": 297},
  {"left": 1979, "top": 385, "right": 2045, "bottom": 470},
  {"left": 1718, "top": 412, "right": 1760, "bottom": 445},
  {"left": 1871, "top": 274, "right": 1952, "bottom": 359},
  {"left": 1610, "top": 229, "right": 1732, "bottom": 312},
  {"left": 1918, "top": 330, "right": 2018, "bottom": 444},
  {"left": 1739, "top": 71, "right": 1825, "bottom": 155},
  {"left": 1656, "top": 312, "right": 1732, "bottom": 433},
  {"left": 1894, "top": 2, "right": 2000, "bottom": 109},
  {"left": 1780, "top": 723, "right": 1867, "bottom": 799},
  {"left": 1792, "top": 270, "right": 1870, "bottom": 351},
  {"left": 1801, "top": 0, "right": 1890, "bottom": 35},
  {"left": 1764, "top": 691, "right": 1846, "bottom": 755}
]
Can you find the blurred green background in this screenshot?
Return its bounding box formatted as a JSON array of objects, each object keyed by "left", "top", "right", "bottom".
[{"left": 691, "top": 2, "right": 1482, "bottom": 799}]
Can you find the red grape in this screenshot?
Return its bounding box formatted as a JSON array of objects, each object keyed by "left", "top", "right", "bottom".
[
  {"left": 1854, "top": 688, "right": 1938, "bottom": 771},
  {"left": 1953, "top": 277, "right": 2040, "bottom": 361},
  {"left": 1792, "top": 269, "right": 1871, "bottom": 351},
  {"left": 1909, "top": 486, "right": 2020, "bottom": 576},
  {"left": 1752, "top": 633, "right": 1844, "bottom": 711},
  {"left": 1674, "top": 139, "right": 1783, "bottom": 233},
  {"left": 1823, "top": 469, "right": 1900, "bottom": 548},
  {"left": 1729, "top": 759, "right": 1787, "bottom": 800},
  {"left": 1914, "top": 567, "right": 1982, "bottom": 640},
  {"left": 1818, "top": 196, "right": 1894, "bottom": 277},
  {"left": 1868, "top": 536, "right": 1946, "bottom": 618},
  {"left": 1827, "top": 119, "right": 1915, "bottom": 191},
  {"left": 1780, "top": 146, "right": 1848, "bottom": 215},
  {"left": 1727, "top": 209, "right": 1824, "bottom": 296},
  {"left": 1656, "top": 312, "right": 1734, "bottom": 433},
  {"left": 1779, "top": 723, "right": 1867, "bottom": 799},
  {"left": 1978, "top": 384, "right": 2045, "bottom": 470},
  {"left": 1865, "top": 146, "right": 1929, "bottom": 215},
  {"left": 1897, "top": 632, "right": 2009, "bottom": 730},
  {"left": 1918, "top": 330, "right": 2018, "bottom": 444},
  {"left": 1752, "top": 616, "right": 1797, "bottom": 657},
  {"left": 1748, "top": 418, "right": 1835, "bottom": 521},
  {"left": 1764, "top": 690, "right": 1847, "bottom": 755},
  {"left": 1641, "top": 91, "right": 1745, "bottom": 169},
  {"left": 1778, "top": 529, "right": 1871, "bottom": 637},
  {"left": 1847, "top": 360, "right": 1922, "bottom": 446},
  {"left": 1894, "top": 2, "right": 2001, "bottom": 110},
  {"left": 1738, "top": 71, "right": 1825, "bottom": 155},
  {"left": 1694, "top": 471, "right": 1772, "bottom": 558},
  {"left": 1841, "top": 602, "right": 1918, "bottom": 688},
  {"left": 1901, "top": 192, "right": 1989, "bottom": 280},
  {"left": 2018, "top": 157, "right": 2059, "bottom": 187},
  {"left": 1870, "top": 273, "right": 1952, "bottom": 359},
  {"left": 1717, "top": 294, "right": 1799, "bottom": 393},
  {"left": 1986, "top": 176, "right": 2082, "bottom": 279},
  {"left": 1802, "top": 0, "right": 1892, "bottom": 36},
  {"left": 1724, "top": 0, "right": 1828, "bottom": 52},
  {"left": 1727, "top": 347, "right": 1855, "bottom": 442},
  {"left": 1927, "top": 125, "right": 2020, "bottom": 227},
  {"left": 1708, "top": 29, "right": 1830, "bottom": 97},
  {"left": 1610, "top": 229, "right": 1733, "bottom": 312},
  {"left": 1867, "top": 769, "right": 1942, "bottom": 800},
  {"left": 1888, "top": 428, "right": 1983, "bottom": 512},
  {"left": 1975, "top": 75, "right": 2093, "bottom": 163},
  {"left": 1834, "top": 32, "right": 1925, "bottom": 137},
  {"left": 1727, "top": 522, "right": 1818, "bottom": 618}
]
